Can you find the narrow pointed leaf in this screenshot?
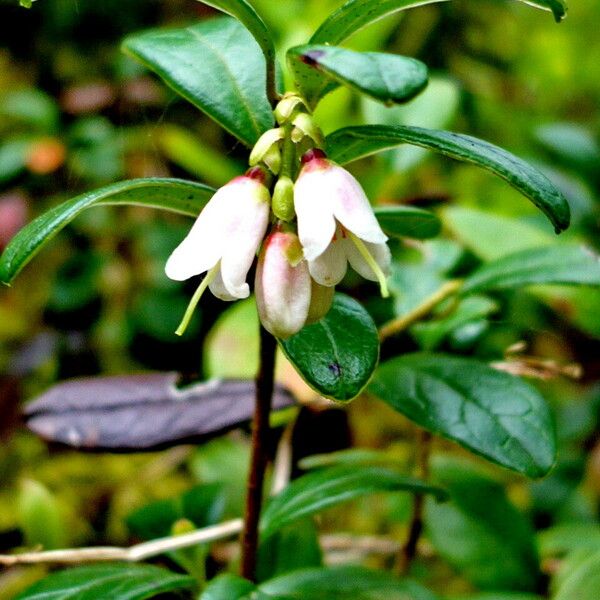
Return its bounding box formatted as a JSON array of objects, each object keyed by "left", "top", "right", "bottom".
[
  {"left": 288, "top": 44, "right": 427, "bottom": 108},
  {"left": 123, "top": 17, "right": 274, "bottom": 146},
  {"left": 462, "top": 244, "right": 600, "bottom": 295},
  {"left": 375, "top": 205, "right": 441, "bottom": 239},
  {"left": 327, "top": 126, "right": 570, "bottom": 233},
  {"left": 25, "top": 375, "right": 295, "bottom": 451},
  {"left": 369, "top": 353, "right": 556, "bottom": 477},
  {"left": 261, "top": 464, "right": 446, "bottom": 540},
  {"left": 280, "top": 293, "right": 379, "bottom": 402},
  {"left": 312, "top": 0, "right": 565, "bottom": 47},
  {"left": 16, "top": 564, "right": 194, "bottom": 600},
  {"left": 0, "top": 178, "right": 214, "bottom": 285}
]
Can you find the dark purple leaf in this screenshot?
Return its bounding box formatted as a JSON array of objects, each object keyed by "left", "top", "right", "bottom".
[{"left": 24, "top": 374, "right": 295, "bottom": 451}]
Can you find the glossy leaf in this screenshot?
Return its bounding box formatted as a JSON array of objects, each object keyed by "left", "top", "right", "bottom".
[
  {"left": 260, "top": 464, "right": 446, "bottom": 540},
  {"left": 462, "top": 245, "right": 600, "bottom": 295},
  {"left": 123, "top": 17, "right": 274, "bottom": 146},
  {"left": 280, "top": 293, "right": 379, "bottom": 401},
  {"left": 311, "top": 0, "right": 565, "bottom": 47},
  {"left": 25, "top": 375, "right": 294, "bottom": 451},
  {"left": 425, "top": 457, "right": 541, "bottom": 591},
  {"left": 288, "top": 44, "right": 427, "bottom": 108},
  {"left": 16, "top": 564, "right": 194, "bottom": 600},
  {"left": 554, "top": 549, "right": 600, "bottom": 600},
  {"left": 201, "top": 574, "right": 256, "bottom": 600},
  {"left": 259, "top": 566, "right": 440, "bottom": 600},
  {"left": 327, "top": 126, "right": 570, "bottom": 233},
  {"left": 0, "top": 178, "right": 214, "bottom": 285},
  {"left": 374, "top": 205, "right": 441, "bottom": 239},
  {"left": 369, "top": 353, "right": 556, "bottom": 477}
]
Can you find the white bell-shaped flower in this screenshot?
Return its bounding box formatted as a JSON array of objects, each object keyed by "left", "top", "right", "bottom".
[
  {"left": 255, "top": 229, "right": 311, "bottom": 339},
  {"left": 166, "top": 167, "right": 270, "bottom": 335},
  {"left": 294, "top": 149, "right": 391, "bottom": 295}
]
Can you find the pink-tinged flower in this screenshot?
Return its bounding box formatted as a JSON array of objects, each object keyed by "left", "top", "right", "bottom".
[
  {"left": 294, "top": 149, "right": 391, "bottom": 295},
  {"left": 255, "top": 229, "right": 311, "bottom": 339},
  {"left": 166, "top": 168, "right": 270, "bottom": 334}
]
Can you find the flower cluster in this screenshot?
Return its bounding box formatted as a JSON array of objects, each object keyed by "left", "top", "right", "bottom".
[{"left": 166, "top": 95, "right": 390, "bottom": 339}]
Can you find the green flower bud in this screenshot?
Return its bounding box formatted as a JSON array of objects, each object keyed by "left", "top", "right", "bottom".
[
  {"left": 291, "top": 112, "right": 324, "bottom": 147},
  {"left": 306, "top": 280, "right": 334, "bottom": 324},
  {"left": 274, "top": 93, "right": 307, "bottom": 125},
  {"left": 249, "top": 127, "right": 284, "bottom": 172},
  {"left": 272, "top": 175, "right": 295, "bottom": 221}
]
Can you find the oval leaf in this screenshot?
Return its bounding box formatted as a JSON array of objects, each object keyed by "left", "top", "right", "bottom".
[
  {"left": 311, "top": 0, "right": 565, "bottom": 46},
  {"left": 16, "top": 564, "right": 194, "bottom": 600},
  {"left": 259, "top": 565, "right": 440, "bottom": 600},
  {"left": 0, "top": 178, "right": 214, "bottom": 285},
  {"left": 280, "top": 293, "right": 379, "bottom": 402},
  {"left": 326, "top": 126, "right": 570, "bottom": 233},
  {"left": 288, "top": 44, "right": 428, "bottom": 108},
  {"left": 375, "top": 205, "right": 441, "bottom": 239},
  {"left": 261, "top": 464, "right": 446, "bottom": 540},
  {"left": 369, "top": 353, "right": 556, "bottom": 477},
  {"left": 554, "top": 549, "right": 600, "bottom": 600},
  {"left": 25, "top": 375, "right": 295, "bottom": 451},
  {"left": 462, "top": 244, "right": 600, "bottom": 295},
  {"left": 123, "top": 17, "right": 274, "bottom": 146}
]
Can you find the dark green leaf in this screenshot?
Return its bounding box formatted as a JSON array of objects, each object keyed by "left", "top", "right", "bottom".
[
  {"left": 201, "top": 574, "right": 256, "bottom": 600},
  {"left": 554, "top": 549, "right": 600, "bottom": 600},
  {"left": 123, "top": 17, "right": 274, "bottom": 146},
  {"left": 0, "top": 178, "right": 214, "bottom": 285},
  {"left": 425, "top": 457, "right": 540, "bottom": 591},
  {"left": 280, "top": 293, "right": 379, "bottom": 402},
  {"left": 369, "top": 353, "right": 556, "bottom": 477},
  {"left": 374, "top": 205, "right": 441, "bottom": 240},
  {"left": 16, "top": 564, "right": 194, "bottom": 600},
  {"left": 327, "top": 126, "right": 570, "bottom": 233},
  {"left": 462, "top": 245, "right": 600, "bottom": 295},
  {"left": 311, "top": 0, "right": 565, "bottom": 46},
  {"left": 259, "top": 565, "right": 440, "bottom": 600},
  {"left": 261, "top": 464, "right": 446, "bottom": 540},
  {"left": 288, "top": 44, "right": 427, "bottom": 108}
]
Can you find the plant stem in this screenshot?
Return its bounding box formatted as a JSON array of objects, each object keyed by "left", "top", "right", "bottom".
[
  {"left": 398, "top": 429, "right": 432, "bottom": 574},
  {"left": 266, "top": 60, "right": 279, "bottom": 108},
  {"left": 378, "top": 279, "right": 462, "bottom": 342},
  {"left": 240, "top": 324, "right": 277, "bottom": 581}
]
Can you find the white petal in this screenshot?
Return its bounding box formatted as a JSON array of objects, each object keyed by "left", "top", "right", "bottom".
[
  {"left": 256, "top": 232, "right": 311, "bottom": 339},
  {"left": 294, "top": 168, "right": 336, "bottom": 261},
  {"left": 346, "top": 239, "right": 391, "bottom": 281},
  {"left": 307, "top": 234, "right": 348, "bottom": 286},
  {"left": 219, "top": 182, "right": 270, "bottom": 298},
  {"left": 208, "top": 264, "right": 237, "bottom": 301},
  {"left": 328, "top": 165, "right": 388, "bottom": 244}
]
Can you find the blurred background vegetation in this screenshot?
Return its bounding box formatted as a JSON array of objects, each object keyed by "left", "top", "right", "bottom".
[{"left": 1, "top": 0, "right": 599, "bottom": 597}]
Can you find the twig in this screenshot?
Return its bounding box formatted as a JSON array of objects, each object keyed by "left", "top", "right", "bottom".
[
  {"left": 240, "top": 325, "right": 277, "bottom": 581},
  {"left": 0, "top": 519, "right": 243, "bottom": 567},
  {"left": 398, "top": 429, "right": 432, "bottom": 574},
  {"left": 378, "top": 280, "right": 462, "bottom": 342}
]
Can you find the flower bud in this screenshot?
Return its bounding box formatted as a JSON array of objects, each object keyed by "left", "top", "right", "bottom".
[
  {"left": 271, "top": 176, "right": 295, "bottom": 222},
  {"left": 274, "top": 93, "right": 307, "bottom": 125},
  {"left": 291, "top": 113, "right": 324, "bottom": 147},
  {"left": 255, "top": 230, "right": 311, "bottom": 339},
  {"left": 249, "top": 128, "right": 284, "bottom": 173},
  {"left": 306, "top": 280, "right": 334, "bottom": 324}
]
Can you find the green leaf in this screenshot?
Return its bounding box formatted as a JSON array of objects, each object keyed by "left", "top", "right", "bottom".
[
  {"left": 288, "top": 44, "right": 427, "bottom": 108},
  {"left": 194, "top": 0, "right": 275, "bottom": 66},
  {"left": 538, "top": 523, "right": 600, "bottom": 557},
  {"left": 374, "top": 206, "right": 441, "bottom": 240},
  {"left": 16, "top": 564, "right": 195, "bottom": 600},
  {"left": 259, "top": 565, "right": 440, "bottom": 600},
  {"left": 554, "top": 549, "right": 600, "bottom": 600},
  {"left": 449, "top": 594, "right": 543, "bottom": 600},
  {"left": 462, "top": 245, "right": 600, "bottom": 295},
  {"left": 327, "top": 126, "right": 570, "bottom": 233},
  {"left": 201, "top": 574, "right": 256, "bottom": 600},
  {"left": 369, "top": 353, "right": 556, "bottom": 477},
  {"left": 311, "top": 0, "right": 565, "bottom": 46},
  {"left": 425, "top": 457, "right": 541, "bottom": 591},
  {"left": 0, "top": 178, "right": 214, "bottom": 285},
  {"left": 279, "top": 293, "right": 379, "bottom": 402},
  {"left": 123, "top": 17, "right": 274, "bottom": 147},
  {"left": 261, "top": 464, "right": 446, "bottom": 540}
]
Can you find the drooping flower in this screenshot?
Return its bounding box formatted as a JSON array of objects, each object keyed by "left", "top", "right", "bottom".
[
  {"left": 294, "top": 149, "right": 391, "bottom": 295},
  {"left": 255, "top": 229, "right": 311, "bottom": 339},
  {"left": 165, "top": 167, "right": 270, "bottom": 334}
]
